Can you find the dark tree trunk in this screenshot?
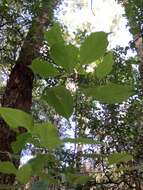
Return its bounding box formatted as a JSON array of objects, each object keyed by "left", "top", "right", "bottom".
[{"left": 135, "top": 35, "right": 143, "bottom": 84}]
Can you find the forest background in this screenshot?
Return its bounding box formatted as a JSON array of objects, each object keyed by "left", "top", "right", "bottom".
[{"left": 0, "top": 0, "right": 143, "bottom": 189}]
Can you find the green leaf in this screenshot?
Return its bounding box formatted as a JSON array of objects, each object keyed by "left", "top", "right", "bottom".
[
  {"left": 108, "top": 152, "right": 133, "bottom": 165},
  {"left": 75, "top": 175, "right": 91, "bottom": 185},
  {"left": 51, "top": 43, "right": 78, "bottom": 72},
  {"left": 28, "top": 155, "right": 47, "bottom": 174},
  {"left": 16, "top": 164, "right": 32, "bottom": 184},
  {"left": 0, "top": 161, "right": 17, "bottom": 174},
  {"left": 42, "top": 86, "right": 73, "bottom": 118},
  {"left": 44, "top": 23, "right": 64, "bottom": 46},
  {"left": 82, "top": 83, "right": 132, "bottom": 104},
  {"left": 32, "top": 123, "right": 62, "bottom": 149},
  {"left": 39, "top": 174, "right": 59, "bottom": 185},
  {"left": 30, "top": 58, "right": 59, "bottom": 78},
  {"left": 0, "top": 108, "right": 33, "bottom": 131},
  {"left": 11, "top": 133, "right": 31, "bottom": 154},
  {"left": 96, "top": 52, "right": 114, "bottom": 78},
  {"left": 63, "top": 137, "right": 102, "bottom": 145},
  {"left": 28, "top": 154, "right": 57, "bottom": 174},
  {"left": 32, "top": 181, "right": 48, "bottom": 190},
  {"left": 66, "top": 173, "right": 91, "bottom": 185},
  {"left": 80, "top": 32, "right": 108, "bottom": 65}
]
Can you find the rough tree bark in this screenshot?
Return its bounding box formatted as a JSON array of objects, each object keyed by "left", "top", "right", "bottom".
[
  {"left": 135, "top": 35, "right": 143, "bottom": 84},
  {"left": 0, "top": 1, "right": 57, "bottom": 186}
]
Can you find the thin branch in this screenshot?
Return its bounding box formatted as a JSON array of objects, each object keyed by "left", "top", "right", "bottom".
[{"left": 91, "top": 0, "right": 95, "bottom": 16}]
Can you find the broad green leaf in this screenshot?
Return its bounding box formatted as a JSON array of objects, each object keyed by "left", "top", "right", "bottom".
[
  {"left": 82, "top": 83, "right": 132, "bottom": 104},
  {"left": 12, "top": 133, "right": 31, "bottom": 154},
  {"left": 28, "top": 154, "right": 57, "bottom": 174},
  {"left": 44, "top": 23, "right": 64, "bottom": 46},
  {"left": 30, "top": 58, "right": 59, "bottom": 78},
  {"left": 51, "top": 43, "right": 78, "bottom": 72},
  {"left": 0, "top": 161, "right": 17, "bottom": 174},
  {"left": 96, "top": 52, "right": 114, "bottom": 78},
  {"left": 42, "top": 86, "right": 73, "bottom": 118},
  {"left": 28, "top": 155, "right": 47, "bottom": 174},
  {"left": 80, "top": 32, "right": 108, "bottom": 65},
  {"left": 32, "top": 123, "right": 62, "bottom": 149},
  {"left": 108, "top": 152, "right": 133, "bottom": 165},
  {"left": 16, "top": 164, "right": 32, "bottom": 184},
  {"left": 75, "top": 175, "right": 91, "bottom": 185},
  {"left": 39, "top": 174, "right": 59, "bottom": 185},
  {"left": 32, "top": 181, "right": 48, "bottom": 190},
  {"left": 63, "top": 137, "right": 102, "bottom": 145},
  {"left": 66, "top": 173, "right": 91, "bottom": 185},
  {"left": 0, "top": 108, "right": 33, "bottom": 131}
]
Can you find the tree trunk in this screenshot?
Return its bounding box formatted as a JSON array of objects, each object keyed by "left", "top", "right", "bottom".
[
  {"left": 0, "top": 3, "right": 52, "bottom": 186},
  {"left": 134, "top": 35, "right": 143, "bottom": 85}
]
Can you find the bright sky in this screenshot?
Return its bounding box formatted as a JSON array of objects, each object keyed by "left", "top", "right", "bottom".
[{"left": 57, "top": 0, "right": 133, "bottom": 48}]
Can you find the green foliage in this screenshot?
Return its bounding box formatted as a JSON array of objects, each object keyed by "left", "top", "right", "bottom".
[
  {"left": 79, "top": 32, "right": 108, "bottom": 65},
  {"left": 51, "top": 43, "right": 78, "bottom": 72},
  {"left": 119, "top": 0, "right": 143, "bottom": 35},
  {"left": 40, "top": 174, "right": 59, "bottom": 185},
  {"left": 28, "top": 155, "right": 46, "bottom": 175},
  {"left": 0, "top": 161, "right": 17, "bottom": 174},
  {"left": 64, "top": 137, "right": 102, "bottom": 145},
  {"left": 66, "top": 173, "right": 91, "bottom": 185},
  {"left": 42, "top": 86, "right": 74, "bottom": 118},
  {"left": 108, "top": 152, "right": 133, "bottom": 165},
  {"left": 82, "top": 83, "right": 133, "bottom": 104},
  {"left": 16, "top": 164, "right": 32, "bottom": 184},
  {"left": 44, "top": 23, "right": 64, "bottom": 46},
  {"left": 0, "top": 108, "right": 33, "bottom": 131},
  {"left": 96, "top": 52, "right": 114, "bottom": 78},
  {"left": 0, "top": 18, "right": 140, "bottom": 189},
  {"left": 28, "top": 154, "right": 56, "bottom": 175},
  {"left": 30, "top": 58, "right": 59, "bottom": 78},
  {"left": 32, "top": 123, "right": 61, "bottom": 149},
  {"left": 12, "top": 133, "right": 31, "bottom": 154}
]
